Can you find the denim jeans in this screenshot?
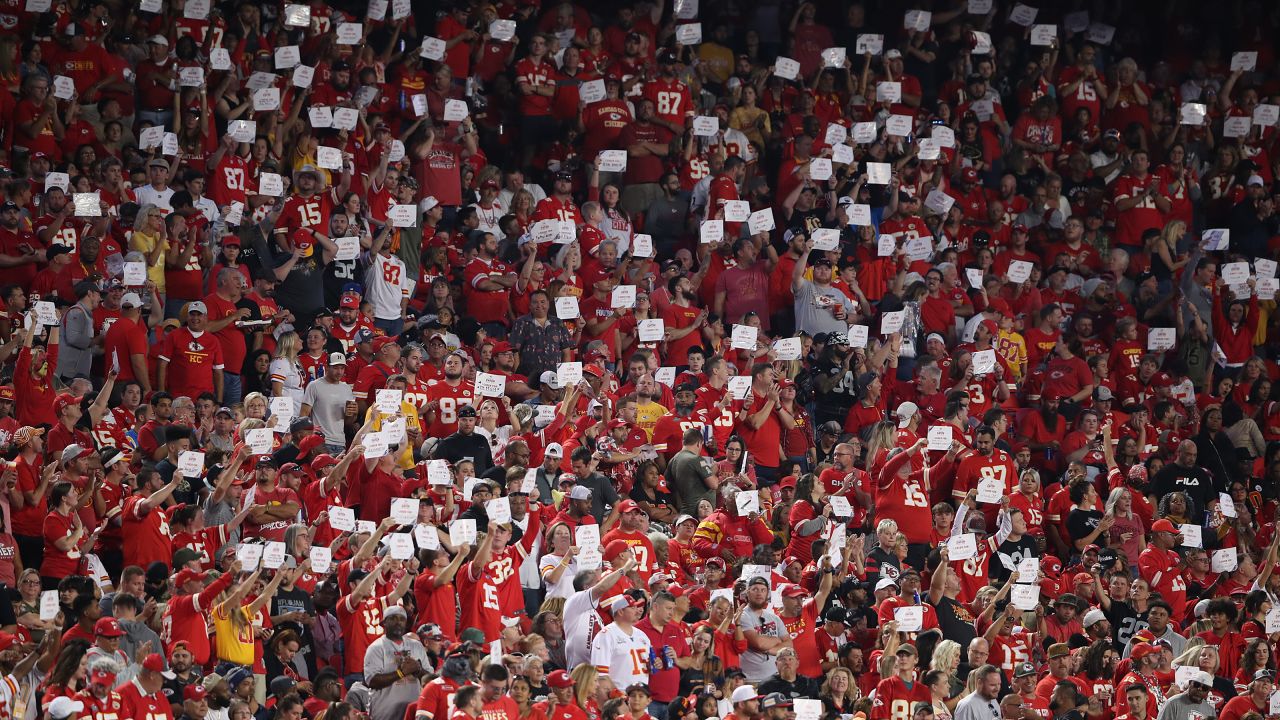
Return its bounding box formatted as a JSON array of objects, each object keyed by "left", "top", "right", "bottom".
[
  {"left": 222, "top": 372, "right": 242, "bottom": 406},
  {"left": 374, "top": 317, "right": 404, "bottom": 336}
]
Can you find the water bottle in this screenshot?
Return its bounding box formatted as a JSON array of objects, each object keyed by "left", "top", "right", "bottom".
[{"left": 663, "top": 644, "right": 673, "bottom": 670}]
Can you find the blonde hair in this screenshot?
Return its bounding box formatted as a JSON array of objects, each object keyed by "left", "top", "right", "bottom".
[
  {"left": 819, "top": 666, "right": 855, "bottom": 697},
  {"left": 569, "top": 664, "right": 598, "bottom": 708},
  {"left": 274, "top": 331, "right": 302, "bottom": 362},
  {"left": 930, "top": 640, "right": 962, "bottom": 673}
]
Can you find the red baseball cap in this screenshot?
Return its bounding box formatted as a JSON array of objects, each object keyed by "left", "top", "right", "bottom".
[
  {"left": 962, "top": 167, "right": 979, "bottom": 182},
  {"left": 781, "top": 584, "right": 808, "bottom": 599},
  {"left": 339, "top": 294, "right": 360, "bottom": 309},
  {"left": 1073, "top": 572, "right": 1094, "bottom": 585},
  {"left": 616, "top": 499, "right": 643, "bottom": 514},
  {"left": 1151, "top": 518, "right": 1179, "bottom": 534},
  {"left": 296, "top": 434, "right": 325, "bottom": 456},
  {"left": 490, "top": 341, "right": 513, "bottom": 354},
  {"left": 583, "top": 364, "right": 606, "bottom": 378},
  {"left": 372, "top": 336, "right": 398, "bottom": 353},
  {"left": 184, "top": 684, "right": 209, "bottom": 702},
  {"left": 311, "top": 454, "right": 339, "bottom": 472},
  {"left": 548, "top": 670, "right": 574, "bottom": 688},
  {"left": 94, "top": 617, "right": 125, "bottom": 638},
  {"left": 53, "top": 392, "right": 81, "bottom": 417},
  {"left": 279, "top": 462, "right": 304, "bottom": 476},
  {"left": 987, "top": 298, "right": 1012, "bottom": 316},
  {"left": 90, "top": 667, "right": 116, "bottom": 685},
  {"left": 174, "top": 568, "right": 209, "bottom": 587}
]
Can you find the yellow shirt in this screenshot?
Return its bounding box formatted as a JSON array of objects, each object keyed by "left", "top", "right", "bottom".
[
  {"left": 212, "top": 604, "right": 256, "bottom": 666},
  {"left": 698, "top": 42, "right": 734, "bottom": 83},
  {"left": 129, "top": 230, "right": 168, "bottom": 291},
  {"left": 365, "top": 403, "right": 422, "bottom": 469},
  {"left": 635, "top": 401, "right": 668, "bottom": 440},
  {"left": 995, "top": 329, "right": 1029, "bottom": 380}
]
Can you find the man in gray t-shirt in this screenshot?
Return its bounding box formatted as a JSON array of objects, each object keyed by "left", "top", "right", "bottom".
[
  {"left": 738, "top": 576, "right": 792, "bottom": 683},
  {"left": 1154, "top": 673, "right": 1215, "bottom": 720},
  {"left": 791, "top": 247, "right": 858, "bottom": 337},
  {"left": 300, "top": 353, "right": 356, "bottom": 450},
  {"left": 364, "top": 606, "right": 431, "bottom": 720}
]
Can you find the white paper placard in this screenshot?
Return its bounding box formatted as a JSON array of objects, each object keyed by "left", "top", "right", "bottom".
[
  {"left": 160, "top": 132, "right": 179, "bottom": 156},
  {"left": 1223, "top": 116, "right": 1251, "bottom": 139},
  {"left": 382, "top": 533, "right": 411, "bottom": 559},
  {"left": 333, "top": 237, "right": 360, "bottom": 261},
  {"left": 1256, "top": 258, "right": 1277, "bottom": 280},
  {"left": 253, "top": 87, "right": 281, "bottom": 112},
  {"left": 1221, "top": 262, "right": 1250, "bottom": 285},
  {"left": 568, "top": 78, "right": 604, "bottom": 107},
  {"left": 1232, "top": 52, "right": 1258, "bottom": 72},
  {"left": 1007, "top": 260, "right": 1033, "bottom": 284},
  {"left": 489, "top": 19, "right": 516, "bottom": 42},
  {"left": 328, "top": 506, "right": 356, "bottom": 532},
  {"left": 34, "top": 301, "right": 58, "bottom": 326},
  {"left": 1266, "top": 608, "right": 1280, "bottom": 634},
  {"left": 576, "top": 546, "right": 602, "bottom": 570},
  {"left": 24, "top": 0, "right": 49, "bottom": 11},
  {"left": 727, "top": 375, "right": 752, "bottom": 400},
  {"left": 811, "top": 228, "right": 839, "bottom": 251},
  {"left": 933, "top": 125, "right": 956, "bottom": 148},
  {"left": 1180, "top": 524, "right": 1202, "bottom": 548},
  {"left": 867, "top": 162, "right": 892, "bottom": 185},
  {"left": 1147, "top": 328, "right": 1175, "bottom": 351},
  {"left": 735, "top": 491, "right": 759, "bottom": 515},
  {"left": 917, "top": 138, "right": 941, "bottom": 161},
  {"left": 1016, "top": 556, "right": 1038, "bottom": 581},
  {"left": 730, "top": 324, "right": 759, "bottom": 350},
  {"left": 1011, "top": 583, "right": 1040, "bottom": 610},
  {"left": 611, "top": 284, "right": 637, "bottom": 309},
  {"left": 904, "top": 9, "right": 932, "bottom": 30},
  {"left": 240, "top": 428, "right": 271, "bottom": 456},
  {"left": 925, "top": 189, "right": 955, "bottom": 216},
  {"left": 555, "top": 296, "right": 579, "bottom": 319},
  {"left": 1254, "top": 105, "right": 1279, "bottom": 126},
  {"left": 1009, "top": 3, "right": 1037, "bottom": 25},
  {"left": 977, "top": 476, "right": 1003, "bottom": 504},
  {"left": 1201, "top": 228, "right": 1230, "bottom": 251},
  {"left": 257, "top": 173, "right": 284, "bottom": 197},
  {"left": 904, "top": 237, "right": 933, "bottom": 261},
  {"left": 654, "top": 367, "right": 676, "bottom": 387},
  {"left": 275, "top": 45, "right": 301, "bottom": 69},
  {"left": 748, "top": 209, "right": 775, "bottom": 234},
  {"left": 632, "top": 234, "right": 653, "bottom": 258},
  {"left": 723, "top": 200, "right": 750, "bottom": 222},
  {"left": 972, "top": 349, "right": 997, "bottom": 375},
  {"left": 556, "top": 361, "right": 583, "bottom": 387},
  {"left": 1219, "top": 492, "right": 1237, "bottom": 518},
  {"left": 637, "top": 319, "right": 665, "bottom": 343},
  {"left": 596, "top": 149, "right": 627, "bottom": 173},
  {"left": 827, "top": 495, "right": 853, "bottom": 518},
  {"left": 336, "top": 23, "right": 363, "bottom": 44},
  {"left": 411, "top": 94, "right": 429, "bottom": 117},
  {"left": 282, "top": 3, "right": 309, "bottom": 26},
  {"left": 947, "top": 532, "right": 978, "bottom": 560},
  {"left": 177, "top": 451, "right": 205, "bottom": 477},
  {"left": 821, "top": 47, "right": 846, "bottom": 68},
  {"left": 1179, "top": 103, "right": 1207, "bottom": 125},
  {"left": 692, "top": 116, "right": 718, "bottom": 136},
  {"left": 443, "top": 99, "right": 469, "bottom": 122},
  {"left": 226, "top": 119, "right": 256, "bottom": 144},
  {"left": 39, "top": 590, "right": 59, "bottom": 621},
  {"left": 1063, "top": 10, "right": 1089, "bottom": 32},
  {"left": 420, "top": 36, "right": 446, "bottom": 60},
  {"left": 427, "top": 459, "right": 451, "bottom": 485},
  {"left": 832, "top": 144, "right": 854, "bottom": 165},
  {"left": 390, "top": 497, "right": 418, "bottom": 525},
  {"left": 486, "top": 497, "right": 512, "bottom": 524},
  {"left": 139, "top": 0, "right": 161, "bottom": 11},
  {"left": 878, "top": 235, "right": 897, "bottom": 256},
  {"left": 237, "top": 543, "right": 263, "bottom": 571},
  {"left": 928, "top": 425, "right": 953, "bottom": 451},
  {"left": 362, "top": 431, "right": 388, "bottom": 458},
  {"left": 245, "top": 72, "right": 276, "bottom": 91},
  {"left": 262, "top": 541, "right": 287, "bottom": 569},
  {"left": 575, "top": 524, "right": 600, "bottom": 549},
  {"left": 179, "top": 66, "right": 204, "bottom": 87},
  {"left": 773, "top": 58, "right": 800, "bottom": 80},
  {"left": 675, "top": 23, "right": 702, "bottom": 45},
  {"left": 808, "top": 158, "right": 832, "bottom": 181},
  {"left": 309, "top": 546, "right": 332, "bottom": 574},
  {"left": 795, "top": 699, "right": 823, "bottom": 720},
  {"left": 894, "top": 605, "right": 923, "bottom": 631},
  {"left": 375, "top": 388, "right": 403, "bottom": 414},
  {"left": 52, "top": 75, "right": 74, "bottom": 100},
  {"left": 475, "top": 372, "right": 506, "bottom": 398},
  {"left": 120, "top": 261, "right": 147, "bottom": 286},
  {"left": 971, "top": 31, "right": 992, "bottom": 55},
  {"left": 450, "top": 519, "right": 477, "bottom": 545},
  {"left": 855, "top": 34, "right": 883, "bottom": 55},
  {"left": 852, "top": 122, "right": 877, "bottom": 144},
  {"left": 387, "top": 205, "right": 417, "bottom": 227},
  {"left": 1211, "top": 548, "right": 1237, "bottom": 572},
  {"left": 415, "top": 523, "right": 440, "bottom": 550},
  {"left": 966, "top": 268, "right": 984, "bottom": 289},
  {"left": 308, "top": 106, "right": 334, "bottom": 128},
  {"left": 876, "top": 81, "right": 902, "bottom": 103},
  {"left": 332, "top": 108, "right": 358, "bottom": 131},
  {"left": 823, "top": 123, "right": 848, "bottom": 146},
  {"left": 700, "top": 220, "right": 724, "bottom": 243},
  {"left": 72, "top": 193, "right": 101, "bottom": 217},
  {"left": 880, "top": 310, "right": 905, "bottom": 334},
  {"left": 356, "top": 520, "right": 377, "bottom": 535},
  {"left": 44, "top": 172, "right": 69, "bottom": 193},
  {"left": 1030, "top": 24, "right": 1057, "bottom": 46},
  {"left": 847, "top": 324, "right": 869, "bottom": 348},
  {"left": 316, "top": 146, "right": 343, "bottom": 171},
  {"left": 772, "top": 338, "right": 802, "bottom": 361}
]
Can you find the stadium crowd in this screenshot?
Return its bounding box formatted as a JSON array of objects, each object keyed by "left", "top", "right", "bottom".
[{"left": 2, "top": 0, "right": 1280, "bottom": 719}]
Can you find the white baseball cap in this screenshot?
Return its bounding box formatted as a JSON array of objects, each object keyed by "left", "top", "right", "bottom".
[
  {"left": 895, "top": 401, "right": 919, "bottom": 428},
  {"left": 120, "top": 292, "right": 143, "bottom": 309},
  {"left": 730, "top": 686, "right": 758, "bottom": 704},
  {"left": 327, "top": 352, "right": 347, "bottom": 365},
  {"left": 544, "top": 442, "right": 564, "bottom": 457}
]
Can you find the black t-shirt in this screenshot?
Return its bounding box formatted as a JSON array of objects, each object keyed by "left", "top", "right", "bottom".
[
  {"left": 1103, "top": 599, "right": 1145, "bottom": 650},
  {"left": 1066, "top": 508, "right": 1104, "bottom": 545},
  {"left": 934, "top": 594, "right": 978, "bottom": 650},
  {"left": 993, "top": 536, "right": 1039, "bottom": 584},
  {"left": 1151, "top": 463, "right": 1217, "bottom": 517}
]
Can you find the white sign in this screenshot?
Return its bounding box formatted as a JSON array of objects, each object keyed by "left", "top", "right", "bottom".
[
  {"left": 258, "top": 173, "right": 284, "bottom": 197},
  {"left": 1030, "top": 24, "right": 1057, "bottom": 46},
  {"left": 692, "top": 116, "right": 718, "bottom": 136},
  {"left": 832, "top": 144, "right": 854, "bottom": 165},
  {"left": 855, "top": 34, "right": 883, "bottom": 55},
  {"left": 928, "top": 425, "right": 953, "bottom": 451},
  {"left": 853, "top": 122, "right": 879, "bottom": 143},
  {"left": 1009, "top": 3, "right": 1037, "bottom": 25},
  {"left": 52, "top": 75, "right": 74, "bottom": 100},
  {"left": 878, "top": 235, "right": 897, "bottom": 256},
  {"left": 811, "top": 228, "right": 839, "bottom": 251},
  {"left": 700, "top": 220, "right": 724, "bottom": 244},
  {"left": 876, "top": 82, "right": 902, "bottom": 103},
  {"left": 1007, "top": 260, "right": 1033, "bottom": 284},
  {"left": 557, "top": 362, "right": 583, "bottom": 387},
  {"left": 427, "top": 459, "right": 452, "bottom": 485},
  {"left": 1017, "top": 556, "right": 1039, "bottom": 581},
  {"left": 34, "top": 301, "right": 58, "bottom": 326},
  {"left": 611, "top": 284, "right": 637, "bottom": 309},
  {"left": 1147, "top": 328, "right": 1175, "bottom": 351},
  {"left": 253, "top": 87, "right": 281, "bottom": 112},
  {"left": 632, "top": 234, "right": 653, "bottom": 258},
  {"left": 773, "top": 58, "right": 800, "bottom": 80},
  {"left": 39, "top": 590, "right": 59, "bottom": 621},
  {"left": 489, "top": 19, "right": 516, "bottom": 42},
  {"left": 735, "top": 491, "right": 759, "bottom": 516},
  {"left": 1211, "top": 548, "right": 1237, "bottom": 573},
  {"left": 1219, "top": 492, "right": 1237, "bottom": 518},
  {"left": 730, "top": 324, "right": 759, "bottom": 350},
  {"left": 971, "top": 31, "right": 992, "bottom": 55},
  {"left": 795, "top": 700, "right": 822, "bottom": 720},
  {"left": 867, "top": 162, "right": 892, "bottom": 184},
  {"left": 809, "top": 158, "right": 833, "bottom": 181},
  {"left": 1011, "top": 583, "right": 1040, "bottom": 610},
  {"left": 177, "top": 451, "right": 205, "bottom": 477},
  {"left": 880, "top": 310, "right": 905, "bottom": 334},
  {"left": 237, "top": 543, "right": 264, "bottom": 571},
  {"left": 904, "top": 9, "right": 932, "bottom": 30},
  {"left": 308, "top": 106, "right": 334, "bottom": 128},
  {"left": 336, "top": 23, "right": 363, "bottom": 44},
  {"left": 727, "top": 375, "right": 752, "bottom": 400},
  {"left": 828, "top": 495, "right": 853, "bottom": 518},
  {"left": 390, "top": 497, "right": 418, "bottom": 525},
  {"left": 977, "top": 476, "right": 1003, "bottom": 504},
  {"left": 1221, "top": 262, "right": 1250, "bottom": 285},
  {"left": 328, "top": 506, "right": 356, "bottom": 532},
  {"left": 362, "top": 432, "right": 388, "bottom": 458},
  {"left": 821, "top": 47, "right": 846, "bottom": 68},
  {"left": 282, "top": 3, "right": 309, "bottom": 26},
  {"left": 387, "top": 533, "right": 414, "bottom": 559},
  {"left": 894, "top": 605, "right": 923, "bottom": 631},
  {"left": 485, "top": 497, "right": 512, "bottom": 524},
  {"left": 555, "top": 296, "right": 579, "bottom": 319},
  {"left": 947, "top": 532, "right": 978, "bottom": 560},
  {"left": 334, "top": 237, "right": 360, "bottom": 261},
  {"left": 73, "top": 193, "right": 102, "bottom": 217},
  {"left": 972, "top": 349, "right": 997, "bottom": 376},
  {"left": 748, "top": 209, "right": 775, "bottom": 234},
  {"left": 848, "top": 325, "right": 869, "bottom": 348},
  {"left": 274, "top": 45, "right": 301, "bottom": 69},
  {"left": 475, "top": 372, "right": 506, "bottom": 398},
  {"left": 332, "top": 108, "right": 358, "bottom": 131},
  {"left": 1254, "top": 105, "right": 1279, "bottom": 126},
  {"left": 1232, "top": 52, "right": 1258, "bottom": 72},
  {"left": 675, "top": 23, "right": 701, "bottom": 45},
  {"left": 179, "top": 66, "right": 204, "bottom": 87},
  {"left": 450, "top": 519, "right": 477, "bottom": 545},
  {"left": 122, "top": 262, "right": 147, "bottom": 286},
  {"left": 723, "top": 200, "right": 750, "bottom": 222},
  {"left": 638, "top": 319, "right": 665, "bottom": 343},
  {"left": 1179, "top": 103, "right": 1207, "bottom": 125},
  {"left": 925, "top": 189, "right": 955, "bottom": 216},
  {"left": 262, "top": 541, "right": 287, "bottom": 569},
  {"left": 595, "top": 149, "right": 627, "bottom": 173},
  {"left": 309, "top": 546, "right": 332, "bottom": 574},
  {"left": 421, "top": 37, "right": 446, "bottom": 60},
  {"left": 1180, "top": 524, "right": 1202, "bottom": 548},
  {"left": 387, "top": 205, "right": 417, "bottom": 227},
  {"left": 443, "top": 99, "right": 469, "bottom": 122},
  {"left": 376, "top": 388, "right": 403, "bottom": 414}
]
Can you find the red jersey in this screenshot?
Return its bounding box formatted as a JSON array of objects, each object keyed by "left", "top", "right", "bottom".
[
  {"left": 278, "top": 190, "right": 337, "bottom": 237},
  {"left": 1112, "top": 174, "right": 1164, "bottom": 248},
  {"left": 515, "top": 57, "right": 555, "bottom": 115},
  {"left": 209, "top": 152, "right": 250, "bottom": 208},
  {"left": 871, "top": 676, "right": 932, "bottom": 720},
  {"left": 424, "top": 379, "right": 476, "bottom": 436},
  {"left": 458, "top": 544, "right": 528, "bottom": 642},
  {"left": 122, "top": 495, "right": 173, "bottom": 569},
  {"left": 158, "top": 327, "right": 225, "bottom": 399},
  {"left": 337, "top": 595, "right": 389, "bottom": 676},
  {"left": 160, "top": 571, "right": 235, "bottom": 666},
  {"left": 463, "top": 256, "right": 514, "bottom": 325},
  {"left": 642, "top": 78, "right": 694, "bottom": 128},
  {"left": 118, "top": 679, "right": 174, "bottom": 720}
]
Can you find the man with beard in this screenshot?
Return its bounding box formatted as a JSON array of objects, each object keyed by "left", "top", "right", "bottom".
[
  {"left": 1154, "top": 671, "right": 1214, "bottom": 720},
  {"left": 331, "top": 292, "right": 376, "bottom": 354},
  {"left": 462, "top": 232, "right": 517, "bottom": 336},
  {"left": 424, "top": 352, "right": 476, "bottom": 437},
  {"left": 301, "top": 352, "right": 357, "bottom": 454},
  {"left": 509, "top": 290, "right": 574, "bottom": 380},
  {"left": 0, "top": 200, "right": 44, "bottom": 288},
  {"left": 352, "top": 336, "right": 402, "bottom": 416},
  {"left": 489, "top": 341, "right": 536, "bottom": 400},
  {"left": 76, "top": 657, "right": 127, "bottom": 720},
  {"left": 203, "top": 269, "right": 252, "bottom": 405},
  {"left": 792, "top": 247, "right": 860, "bottom": 337},
  {"left": 738, "top": 575, "right": 791, "bottom": 683},
  {"left": 37, "top": 185, "right": 91, "bottom": 253},
  {"left": 812, "top": 333, "right": 858, "bottom": 426},
  {"left": 438, "top": 405, "right": 493, "bottom": 476},
  {"left": 157, "top": 301, "right": 224, "bottom": 403},
  {"left": 364, "top": 605, "right": 430, "bottom": 720}
]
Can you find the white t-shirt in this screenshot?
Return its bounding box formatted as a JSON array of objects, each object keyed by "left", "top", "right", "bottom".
[
  {"left": 590, "top": 622, "right": 652, "bottom": 690},
  {"left": 364, "top": 253, "right": 412, "bottom": 320},
  {"left": 563, "top": 588, "right": 601, "bottom": 670},
  {"left": 539, "top": 552, "right": 579, "bottom": 600},
  {"left": 268, "top": 358, "right": 306, "bottom": 414},
  {"left": 134, "top": 184, "right": 175, "bottom": 215}
]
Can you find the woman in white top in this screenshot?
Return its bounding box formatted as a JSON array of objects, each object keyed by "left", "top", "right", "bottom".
[
  {"left": 268, "top": 332, "right": 306, "bottom": 414},
  {"left": 539, "top": 521, "right": 579, "bottom": 600},
  {"left": 474, "top": 397, "right": 525, "bottom": 465}
]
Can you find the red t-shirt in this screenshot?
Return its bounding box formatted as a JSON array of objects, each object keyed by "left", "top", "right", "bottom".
[
  {"left": 158, "top": 327, "right": 225, "bottom": 399},
  {"left": 122, "top": 495, "right": 173, "bottom": 569},
  {"left": 41, "top": 511, "right": 81, "bottom": 577},
  {"left": 243, "top": 485, "right": 299, "bottom": 541},
  {"left": 203, "top": 292, "right": 248, "bottom": 378}
]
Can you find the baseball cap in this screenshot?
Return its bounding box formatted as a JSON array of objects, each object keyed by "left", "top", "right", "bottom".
[
  {"left": 1014, "top": 662, "right": 1037, "bottom": 678},
  {"left": 616, "top": 499, "right": 644, "bottom": 514},
  {"left": 730, "top": 686, "right": 758, "bottom": 704},
  {"left": 885, "top": 49, "right": 902, "bottom": 60},
  {"left": 1130, "top": 643, "right": 1158, "bottom": 659},
  {"left": 1047, "top": 643, "right": 1071, "bottom": 659},
  {"left": 327, "top": 352, "right": 348, "bottom": 365},
  {"left": 610, "top": 595, "right": 644, "bottom": 613},
  {"left": 184, "top": 684, "right": 209, "bottom": 702},
  {"left": 372, "top": 336, "right": 398, "bottom": 352},
  {"left": 94, "top": 617, "right": 125, "bottom": 637},
  {"left": 52, "top": 393, "right": 81, "bottom": 417},
  {"left": 47, "top": 698, "right": 84, "bottom": 720},
  {"left": 1082, "top": 608, "right": 1106, "bottom": 628},
  {"left": 120, "top": 292, "right": 143, "bottom": 308},
  {"left": 781, "top": 584, "right": 808, "bottom": 599},
  {"left": 895, "top": 401, "right": 919, "bottom": 427},
  {"left": 568, "top": 486, "right": 592, "bottom": 500},
  {"left": 61, "top": 443, "right": 87, "bottom": 464},
  {"left": 185, "top": 300, "right": 207, "bottom": 314},
  {"left": 141, "top": 653, "right": 175, "bottom": 679},
  {"left": 544, "top": 442, "right": 564, "bottom": 457},
  {"left": 875, "top": 577, "right": 899, "bottom": 591},
  {"left": 1151, "top": 518, "right": 1179, "bottom": 534},
  {"left": 761, "top": 693, "right": 794, "bottom": 710},
  {"left": 548, "top": 669, "right": 574, "bottom": 688},
  {"left": 339, "top": 294, "right": 360, "bottom": 309}
]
